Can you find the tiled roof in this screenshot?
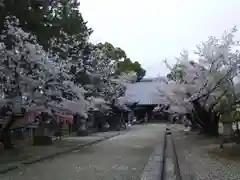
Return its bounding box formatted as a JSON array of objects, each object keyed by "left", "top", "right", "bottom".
[{"left": 123, "top": 78, "right": 166, "bottom": 105}]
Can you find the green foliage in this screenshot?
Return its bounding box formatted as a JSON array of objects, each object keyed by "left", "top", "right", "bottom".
[
  {"left": 0, "top": 0, "right": 92, "bottom": 50},
  {"left": 96, "top": 42, "right": 126, "bottom": 61},
  {"left": 0, "top": 0, "right": 145, "bottom": 83},
  {"left": 166, "top": 64, "right": 186, "bottom": 82},
  {"left": 230, "top": 104, "right": 240, "bottom": 121},
  {"left": 96, "top": 42, "right": 146, "bottom": 82},
  {"left": 117, "top": 59, "right": 146, "bottom": 82}
]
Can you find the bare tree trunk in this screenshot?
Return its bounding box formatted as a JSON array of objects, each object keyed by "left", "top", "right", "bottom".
[
  {"left": 33, "top": 113, "right": 52, "bottom": 145},
  {"left": 0, "top": 115, "right": 18, "bottom": 149},
  {"left": 1, "top": 130, "right": 13, "bottom": 150},
  {"left": 192, "top": 101, "right": 219, "bottom": 136}
]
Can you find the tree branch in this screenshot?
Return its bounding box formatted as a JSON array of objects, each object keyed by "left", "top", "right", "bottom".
[{"left": 191, "top": 64, "right": 235, "bottom": 102}]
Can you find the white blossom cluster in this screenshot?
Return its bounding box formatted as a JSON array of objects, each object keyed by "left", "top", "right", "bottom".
[
  {"left": 159, "top": 27, "right": 240, "bottom": 117},
  {"left": 0, "top": 16, "right": 137, "bottom": 119}
]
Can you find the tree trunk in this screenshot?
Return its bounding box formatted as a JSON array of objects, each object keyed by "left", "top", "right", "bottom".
[
  {"left": 199, "top": 110, "right": 219, "bottom": 137},
  {"left": 188, "top": 115, "right": 199, "bottom": 131},
  {"left": 76, "top": 114, "right": 89, "bottom": 136},
  {"left": 1, "top": 131, "right": 13, "bottom": 149},
  {"left": 202, "top": 118, "right": 219, "bottom": 136},
  {"left": 0, "top": 115, "right": 16, "bottom": 150},
  {"left": 192, "top": 101, "right": 219, "bottom": 137},
  {"left": 188, "top": 110, "right": 204, "bottom": 131},
  {"left": 33, "top": 113, "right": 52, "bottom": 146}
]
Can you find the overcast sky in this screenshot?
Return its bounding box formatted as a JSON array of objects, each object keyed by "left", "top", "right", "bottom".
[{"left": 79, "top": 0, "right": 240, "bottom": 77}]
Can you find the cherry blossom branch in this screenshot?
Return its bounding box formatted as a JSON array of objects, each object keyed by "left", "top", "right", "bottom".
[{"left": 191, "top": 64, "right": 235, "bottom": 102}]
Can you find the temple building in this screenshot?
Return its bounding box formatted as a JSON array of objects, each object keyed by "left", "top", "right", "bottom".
[{"left": 123, "top": 77, "right": 168, "bottom": 122}]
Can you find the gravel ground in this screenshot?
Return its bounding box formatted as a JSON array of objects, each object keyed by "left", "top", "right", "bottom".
[
  {"left": 171, "top": 124, "right": 240, "bottom": 180},
  {"left": 0, "top": 124, "right": 165, "bottom": 180}
]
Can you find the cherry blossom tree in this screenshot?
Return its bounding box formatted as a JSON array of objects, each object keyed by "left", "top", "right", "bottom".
[
  {"left": 81, "top": 46, "right": 137, "bottom": 131},
  {"left": 0, "top": 16, "right": 90, "bottom": 148},
  {"left": 162, "top": 27, "right": 240, "bottom": 136},
  {"left": 48, "top": 30, "right": 138, "bottom": 133},
  {"left": 0, "top": 8, "right": 142, "bottom": 147},
  {"left": 0, "top": 16, "right": 56, "bottom": 148}
]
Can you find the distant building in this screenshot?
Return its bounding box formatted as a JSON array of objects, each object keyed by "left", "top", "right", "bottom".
[{"left": 122, "top": 77, "right": 167, "bottom": 122}]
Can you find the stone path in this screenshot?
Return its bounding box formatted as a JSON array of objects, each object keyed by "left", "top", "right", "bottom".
[
  {"left": 0, "top": 124, "right": 166, "bottom": 180},
  {"left": 0, "top": 131, "right": 122, "bottom": 173}
]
